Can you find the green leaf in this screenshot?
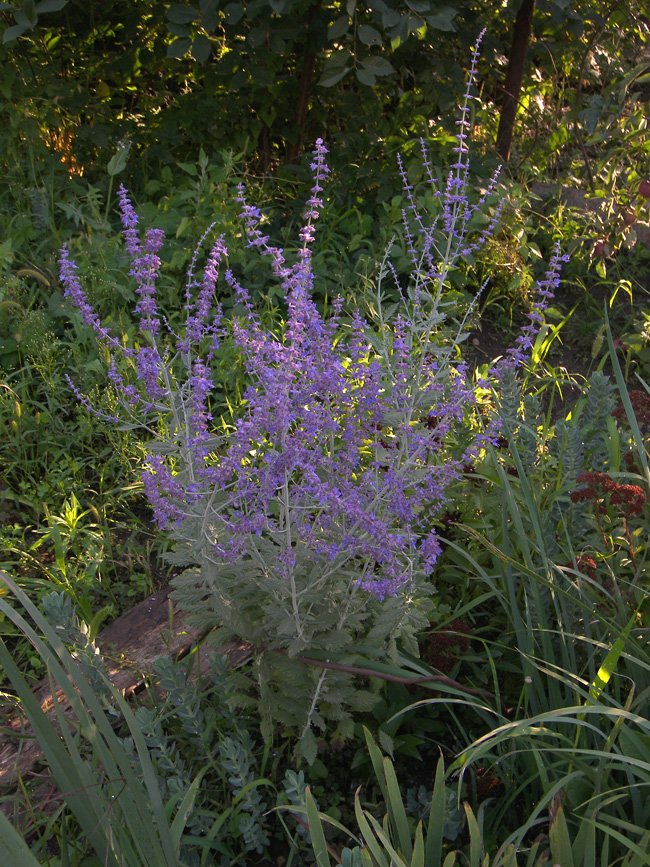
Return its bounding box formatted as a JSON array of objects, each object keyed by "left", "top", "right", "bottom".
[
  {"left": 191, "top": 33, "right": 211, "bottom": 63},
  {"left": 425, "top": 9, "right": 457, "bottom": 31},
  {"left": 360, "top": 55, "right": 395, "bottom": 76},
  {"left": 355, "top": 798, "right": 392, "bottom": 867},
  {"left": 318, "top": 52, "right": 352, "bottom": 87},
  {"left": 382, "top": 9, "right": 400, "bottom": 27},
  {"left": 301, "top": 727, "right": 318, "bottom": 765},
  {"left": 201, "top": 6, "right": 219, "bottom": 30},
  {"left": 16, "top": 0, "right": 36, "bottom": 25},
  {"left": 355, "top": 67, "right": 376, "bottom": 86},
  {"left": 269, "top": 33, "right": 285, "bottom": 53},
  {"left": 328, "top": 14, "right": 349, "bottom": 40},
  {"left": 358, "top": 24, "right": 382, "bottom": 45},
  {"left": 0, "top": 238, "right": 14, "bottom": 267},
  {"left": 223, "top": 2, "right": 244, "bottom": 24},
  {"left": 405, "top": 0, "right": 428, "bottom": 12},
  {"left": 3, "top": 22, "right": 28, "bottom": 41},
  {"left": 247, "top": 26, "right": 266, "bottom": 48},
  {"left": 169, "top": 770, "right": 206, "bottom": 850},
  {"left": 35, "top": 0, "right": 67, "bottom": 12},
  {"left": 251, "top": 65, "right": 273, "bottom": 86},
  {"left": 166, "top": 21, "right": 190, "bottom": 37},
  {"left": 167, "top": 36, "right": 192, "bottom": 57},
  {"left": 378, "top": 729, "right": 394, "bottom": 757},
  {"left": 363, "top": 727, "right": 388, "bottom": 803},
  {"left": 106, "top": 147, "right": 129, "bottom": 177},
  {"left": 231, "top": 69, "right": 246, "bottom": 89},
  {"left": 176, "top": 162, "right": 198, "bottom": 176},
  {"left": 268, "top": 0, "right": 286, "bottom": 11},
  {"left": 166, "top": 3, "right": 198, "bottom": 25},
  {"left": 389, "top": 15, "right": 408, "bottom": 47},
  {"left": 463, "top": 803, "right": 483, "bottom": 867}
]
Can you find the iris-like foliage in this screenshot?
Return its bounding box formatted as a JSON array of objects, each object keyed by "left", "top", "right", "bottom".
[{"left": 59, "top": 33, "right": 563, "bottom": 753}]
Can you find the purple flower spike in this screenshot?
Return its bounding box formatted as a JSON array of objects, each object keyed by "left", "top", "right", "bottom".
[
  {"left": 136, "top": 346, "right": 164, "bottom": 401},
  {"left": 59, "top": 246, "right": 120, "bottom": 350},
  {"left": 130, "top": 227, "right": 164, "bottom": 335},
  {"left": 117, "top": 185, "right": 142, "bottom": 258},
  {"left": 492, "top": 242, "right": 569, "bottom": 377},
  {"left": 142, "top": 453, "right": 189, "bottom": 529}
]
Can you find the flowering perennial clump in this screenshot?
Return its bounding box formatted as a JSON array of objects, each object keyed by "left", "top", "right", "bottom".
[
  {"left": 571, "top": 470, "right": 646, "bottom": 569},
  {"left": 59, "top": 32, "right": 564, "bottom": 750}
]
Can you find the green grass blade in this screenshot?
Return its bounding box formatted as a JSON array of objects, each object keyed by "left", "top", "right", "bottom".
[
  {"left": 424, "top": 755, "right": 446, "bottom": 867},
  {"left": 411, "top": 821, "right": 424, "bottom": 867},
  {"left": 360, "top": 809, "right": 407, "bottom": 867},
  {"left": 0, "top": 807, "right": 46, "bottom": 865},
  {"left": 306, "top": 786, "right": 332, "bottom": 867},
  {"left": 362, "top": 726, "right": 388, "bottom": 804},
  {"left": 549, "top": 798, "right": 574, "bottom": 867},
  {"left": 463, "top": 802, "right": 484, "bottom": 867},
  {"left": 354, "top": 792, "right": 391, "bottom": 867},
  {"left": 383, "top": 755, "right": 412, "bottom": 860},
  {"left": 589, "top": 613, "right": 635, "bottom": 702},
  {"left": 590, "top": 817, "right": 650, "bottom": 864},
  {"left": 169, "top": 770, "right": 205, "bottom": 854},
  {"left": 621, "top": 830, "right": 650, "bottom": 866}
]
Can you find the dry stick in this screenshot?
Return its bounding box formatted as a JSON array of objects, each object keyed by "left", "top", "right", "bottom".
[{"left": 257, "top": 644, "right": 496, "bottom": 701}]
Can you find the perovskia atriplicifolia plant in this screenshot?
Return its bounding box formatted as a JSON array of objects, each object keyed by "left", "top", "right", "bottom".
[{"left": 59, "top": 32, "right": 566, "bottom": 761}]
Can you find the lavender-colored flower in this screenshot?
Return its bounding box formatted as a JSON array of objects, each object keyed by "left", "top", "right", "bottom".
[
  {"left": 135, "top": 346, "right": 164, "bottom": 401},
  {"left": 117, "top": 184, "right": 142, "bottom": 257},
  {"left": 492, "top": 242, "right": 569, "bottom": 377},
  {"left": 142, "top": 453, "right": 189, "bottom": 528},
  {"left": 130, "top": 228, "right": 164, "bottom": 335},
  {"left": 59, "top": 246, "right": 120, "bottom": 349},
  {"left": 179, "top": 237, "right": 226, "bottom": 353}
]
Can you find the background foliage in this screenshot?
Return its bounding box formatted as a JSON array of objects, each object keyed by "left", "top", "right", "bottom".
[{"left": 2, "top": 0, "right": 650, "bottom": 863}]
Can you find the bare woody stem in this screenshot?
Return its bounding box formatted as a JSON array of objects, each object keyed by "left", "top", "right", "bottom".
[{"left": 257, "top": 643, "right": 496, "bottom": 701}]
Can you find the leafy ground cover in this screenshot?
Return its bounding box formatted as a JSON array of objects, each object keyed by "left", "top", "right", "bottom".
[{"left": 1, "top": 4, "right": 650, "bottom": 865}]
